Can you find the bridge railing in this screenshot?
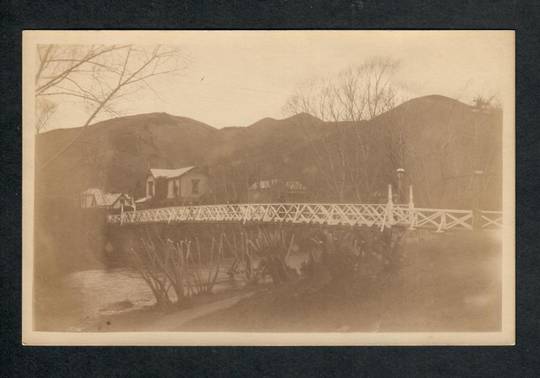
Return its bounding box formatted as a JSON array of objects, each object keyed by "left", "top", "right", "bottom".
[
  {"left": 479, "top": 210, "right": 504, "bottom": 229},
  {"left": 411, "top": 208, "right": 473, "bottom": 231},
  {"left": 108, "top": 203, "right": 503, "bottom": 232}
]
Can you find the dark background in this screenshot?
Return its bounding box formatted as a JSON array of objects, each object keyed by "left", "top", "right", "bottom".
[{"left": 2, "top": 0, "right": 539, "bottom": 376}]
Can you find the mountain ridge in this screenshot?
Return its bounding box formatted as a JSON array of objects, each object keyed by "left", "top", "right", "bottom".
[
  {"left": 36, "top": 95, "right": 502, "bottom": 209},
  {"left": 39, "top": 94, "right": 471, "bottom": 136}
]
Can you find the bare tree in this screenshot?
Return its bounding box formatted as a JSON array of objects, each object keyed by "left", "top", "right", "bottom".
[
  {"left": 362, "top": 57, "right": 400, "bottom": 119},
  {"left": 283, "top": 78, "right": 342, "bottom": 122},
  {"left": 35, "top": 44, "right": 188, "bottom": 168},
  {"left": 284, "top": 57, "right": 403, "bottom": 123},
  {"left": 472, "top": 94, "right": 502, "bottom": 111},
  {"left": 282, "top": 57, "right": 405, "bottom": 202}
]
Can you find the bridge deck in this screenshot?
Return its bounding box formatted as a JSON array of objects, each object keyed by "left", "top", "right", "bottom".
[{"left": 107, "top": 203, "right": 503, "bottom": 232}]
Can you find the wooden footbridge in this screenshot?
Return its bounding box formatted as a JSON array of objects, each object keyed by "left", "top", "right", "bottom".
[{"left": 108, "top": 186, "right": 502, "bottom": 232}]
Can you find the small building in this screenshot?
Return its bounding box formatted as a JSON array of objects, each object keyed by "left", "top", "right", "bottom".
[
  {"left": 144, "top": 166, "right": 209, "bottom": 205},
  {"left": 80, "top": 188, "right": 132, "bottom": 210},
  {"left": 248, "top": 179, "right": 307, "bottom": 203}
]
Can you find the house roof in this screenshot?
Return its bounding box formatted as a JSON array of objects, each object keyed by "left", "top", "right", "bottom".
[{"left": 150, "top": 166, "right": 195, "bottom": 179}]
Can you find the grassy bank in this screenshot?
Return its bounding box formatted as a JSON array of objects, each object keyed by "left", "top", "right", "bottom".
[{"left": 175, "top": 230, "right": 502, "bottom": 332}]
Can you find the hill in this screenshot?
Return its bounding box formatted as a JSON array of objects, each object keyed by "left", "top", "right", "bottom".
[
  {"left": 35, "top": 111, "right": 334, "bottom": 201},
  {"left": 37, "top": 113, "right": 215, "bottom": 199},
  {"left": 278, "top": 95, "right": 502, "bottom": 208},
  {"left": 36, "top": 95, "right": 502, "bottom": 209}
]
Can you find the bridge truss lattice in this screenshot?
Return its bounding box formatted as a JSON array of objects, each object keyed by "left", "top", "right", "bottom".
[{"left": 108, "top": 202, "right": 503, "bottom": 232}]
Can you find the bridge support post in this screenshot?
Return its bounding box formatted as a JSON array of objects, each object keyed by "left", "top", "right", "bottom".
[
  {"left": 436, "top": 212, "right": 446, "bottom": 233},
  {"left": 382, "top": 184, "right": 394, "bottom": 231},
  {"left": 408, "top": 185, "right": 415, "bottom": 230}
]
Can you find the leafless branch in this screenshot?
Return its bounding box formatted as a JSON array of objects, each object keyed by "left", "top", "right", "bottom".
[{"left": 35, "top": 44, "right": 188, "bottom": 167}]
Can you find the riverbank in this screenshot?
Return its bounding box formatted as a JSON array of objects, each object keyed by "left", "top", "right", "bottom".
[
  {"left": 84, "top": 285, "right": 260, "bottom": 332},
  {"left": 34, "top": 266, "right": 261, "bottom": 332},
  {"left": 34, "top": 230, "right": 501, "bottom": 333},
  {"left": 178, "top": 231, "right": 502, "bottom": 332}
]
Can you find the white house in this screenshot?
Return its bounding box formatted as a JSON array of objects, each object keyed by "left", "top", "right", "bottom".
[{"left": 144, "top": 166, "right": 209, "bottom": 203}]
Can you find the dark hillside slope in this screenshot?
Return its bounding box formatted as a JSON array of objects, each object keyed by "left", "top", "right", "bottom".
[
  {"left": 374, "top": 95, "right": 502, "bottom": 209},
  {"left": 280, "top": 95, "right": 502, "bottom": 208},
  {"left": 36, "top": 111, "right": 334, "bottom": 202},
  {"left": 36, "top": 95, "right": 502, "bottom": 209},
  {"left": 206, "top": 113, "right": 332, "bottom": 163},
  {"left": 36, "top": 112, "right": 218, "bottom": 200},
  {"left": 205, "top": 113, "right": 335, "bottom": 202}
]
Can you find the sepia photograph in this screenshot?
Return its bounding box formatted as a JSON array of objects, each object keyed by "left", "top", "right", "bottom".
[{"left": 22, "top": 30, "right": 515, "bottom": 345}]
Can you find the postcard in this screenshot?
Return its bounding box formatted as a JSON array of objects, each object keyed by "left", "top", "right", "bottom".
[{"left": 22, "top": 30, "right": 515, "bottom": 345}]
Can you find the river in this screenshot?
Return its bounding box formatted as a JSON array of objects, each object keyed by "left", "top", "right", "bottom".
[{"left": 35, "top": 252, "right": 310, "bottom": 331}]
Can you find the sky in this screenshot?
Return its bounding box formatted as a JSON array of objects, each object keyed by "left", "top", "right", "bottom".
[{"left": 29, "top": 31, "right": 514, "bottom": 130}]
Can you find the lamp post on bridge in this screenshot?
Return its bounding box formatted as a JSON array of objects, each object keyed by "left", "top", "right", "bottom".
[{"left": 396, "top": 167, "right": 405, "bottom": 203}]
